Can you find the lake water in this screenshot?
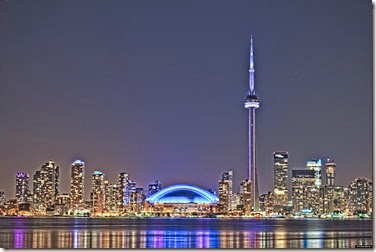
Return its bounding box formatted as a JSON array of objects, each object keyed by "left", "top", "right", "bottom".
[{"left": 0, "top": 217, "right": 372, "bottom": 248}]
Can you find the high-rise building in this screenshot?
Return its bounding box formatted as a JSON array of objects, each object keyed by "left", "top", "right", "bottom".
[
  {"left": 325, "top": 159, "right": 336, "bottom": 186},
  {"left": 240, "top": 179, "right": 252, "bottom": 215},
  {"left": 218, "top": 171, "right": 233, "bottom": 213},
  {"left": 222, "top": 171, "right": 233, "bottom": 196},
  {"left": 307, "top": 159, "right": 322, "bottom": 188},
  {"left": 244, "top": 36, "right": 260, "bottom": 212},
  {"left": 118, "top": 172, "right": 130, "bottom": 213},
  {"left": 148, "top": 180, "right": 162, "bottom": 197},
  {"left": 348, "top": 178, "right": 372, "bottom": 215},
  {"left": 32, "top": 161, "right": 59, "bottom": 211},
  {"left": 318, "top": 185, "right": 344, "bottom": 215},
  {"left": 218, "top": 181, "right": 230, "bottom": 214},
  {"left": 273, "top": 152, "right": 288, "bottom": 207},
  {"left": 292, "top": 169, "right": 318, "bottom": 214},
  {"left": 32, "top": 171, "right": 43, "bottom": 212},
  {"left": 91, "top": 171, "right": 105, "bottom": 215},
  {"left": 70, "top": 160, "right": 85, "bottom": 213},
  {"left": 15, "top": 172, "right": 30, "bottom": 203},
  {"left": 130, "top": 187, "right": 145, "bottom": 214},
  {"left": 0, "top": 191, "right": 5, "bottom": 205},
  {"left": 259, "top": 191, "right": 274, "bottom": 215},
  {"left": 104, "top": 180, "right": 119, "bottom": 213}
]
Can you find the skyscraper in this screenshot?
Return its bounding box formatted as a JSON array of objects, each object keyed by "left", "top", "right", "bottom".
[
  {"left": 70, "top": 160, "right": 85, "bottom": 213},
  {"left": 218, "top": 171, "right": 233, "bottom": 213},
  {"left": 292, "top": 169, "right": 317, "bottom": 213},
  {"left": 91, "top": 171, "right": 105, "bottom": 215},
  {"left": 240, "top": 179, "right": 252, "bottom": 215},
  {"left": 39, "top": 161, "right": 59, "bottom": 210},
  {"left": 15, "top": 172, "right": 30, "bottom": 203},
  {"left": 273, "top": 152, "right": 289, "bottom": 207},
  {"left": 148, "top": 180, "right": 162, "bottom": 197},
  {"left": 348, "top": 178, "right": 372, "bottom": 215},
  {"left": 244, "top": 36, "right": 260, "bottom": 211},
  {"left": 325, "top": 159, "right": 336, "bottom": 186},
  {"left": 33, "top": 171, "right": 43, "bottom": 212},
  {"left": 118, "top": 172, "right": 130, "bottom": 213},
  {"left": 104, "top": 180, "right": 119, "bottom": 214},
  {"left": 307, "top": 159, "right": 322, "bottom": 188}
]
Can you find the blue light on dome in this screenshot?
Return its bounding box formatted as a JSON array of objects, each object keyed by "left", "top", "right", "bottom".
[{"left": 146, "top": 184, "right": 219, "bottom": 204}]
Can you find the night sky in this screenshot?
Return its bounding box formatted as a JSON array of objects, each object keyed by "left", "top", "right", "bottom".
[{"left": 0, "top": 0, "right": 372, "bottom": 200}]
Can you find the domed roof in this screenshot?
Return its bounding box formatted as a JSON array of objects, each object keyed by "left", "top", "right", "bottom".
[{"left": 146, "top": 184, "right": 219, "bottom": 204}]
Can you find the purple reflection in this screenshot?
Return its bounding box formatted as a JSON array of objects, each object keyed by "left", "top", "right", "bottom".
[{"left": 13, "top": 229, "right": 25, "bottom": 248}]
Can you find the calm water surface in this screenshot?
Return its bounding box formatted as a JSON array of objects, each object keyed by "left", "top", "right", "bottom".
[{"left": 0, "top": 217, "right": 372, "bottom": 248}]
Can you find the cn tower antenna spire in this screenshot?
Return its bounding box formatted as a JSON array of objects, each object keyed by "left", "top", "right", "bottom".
[{"left": 249, "top": 35, "right": 255, "bottom": 95}]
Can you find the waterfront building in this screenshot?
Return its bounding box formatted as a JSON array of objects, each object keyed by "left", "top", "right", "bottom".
[
  {"left": 16, "top": 172, "right": 30, "bottom": 203},
  {"left": 0, "top": 191, "right": 5, "bottom": 205},
  {"left": 325, "top": 159, "right": 336, "bottom": 186},
  {"left": 307, "top": 159, "right": 322, "bottom": 188},
  {"left": 273, "top": 152, "right": 289, "bottom": 208},
  {"left": 145, "top": 184, "right": 219, "bottom": 216},
  {"left": 91, "top": 171, "right": 105, "bottom": 215},
  {"left": 230, "top": 193, "right": 243, "bottom": 214},
  {"left": 4, "top": 199, "right": 18, "bottom": 216},
  {"left": 292, "top": 169, "right": 318, "bottom": 214},
  {"left": 244, "top": 36, "right": 260, "bottom": 211},
  {"left": 70, "top": 160, "right": 85, "bottom": 213},
  {"left": 130, "top": 187, "right": 145, "bottom": 214},
  {"left": 118, "top": 172, "right": 130, "bottom": 213},
  {"left": 55, "top": 193, "right": 71, "bottom": 216},
  {"left": 318, "top": 185, "right": 344, "bottom": 215},
  {"left": 240, "top": 179, "right": 252, "bottom": 215},
  {"left": 348, "top": 178, "right": 372, "bottom": 215},
  {"left": 31, "top": 161, "right": 60, "bottom": 213},
  {"left": 259, "top": 191, "right": 274, "bottom": 215},
  {"left": 32, "top": 171, "right": 43, "bottom": 213},
  {"left": 104, "top": 180, "right": 119, "bottom": 214},
  {"left": 218, "top": 171, "right": 233, "bottom": 213},
  {"left": 41, "top": 161, "right": 60, "bottom": 209},
  {"left": 148, "top": 180, "right": 162, "bottom": 197}
]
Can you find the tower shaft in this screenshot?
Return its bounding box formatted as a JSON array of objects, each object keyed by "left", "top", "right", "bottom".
[{"left": 244, "top": 35, "right": 260, "bottom": 212}]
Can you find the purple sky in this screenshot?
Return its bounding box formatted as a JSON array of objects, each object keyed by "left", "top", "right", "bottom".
[{"left": 0, "top": 0, "right": 372, "bottom": 200}]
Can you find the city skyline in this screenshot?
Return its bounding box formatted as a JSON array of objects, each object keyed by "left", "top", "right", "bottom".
[{"left": 0, "top": 0, "right": 372, "bottom": 200}]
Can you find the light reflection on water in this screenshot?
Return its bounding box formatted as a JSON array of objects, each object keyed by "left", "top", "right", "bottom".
[{"left": 0, "top": 218, "right": 372, "bottom": 248}]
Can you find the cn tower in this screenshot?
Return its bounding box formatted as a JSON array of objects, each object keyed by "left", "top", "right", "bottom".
[{"left": 244, "top": 36, "right": 260, "bottom": 212}]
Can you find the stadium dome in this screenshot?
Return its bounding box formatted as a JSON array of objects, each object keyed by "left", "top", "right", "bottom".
[{"left": 146, "top": 184, "right": 219, "bottom": 204}]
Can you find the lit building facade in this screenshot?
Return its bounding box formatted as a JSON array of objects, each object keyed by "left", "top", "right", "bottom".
[
  {"left": 16, "top": 172, "right": 30, "bottom": 203},
  {"left": 0, "top": 192, "right": 5, "bottom": 205},
  {"left": 91, "top": 171, "right": 105, "bottom": 215},
  {"left": 55, "top": 193, "right": 71, "bottom": 216},
  {"left": 218, "top": 171, "right": 233, "bottom": 213},
  {"left": 244, "top": 36, "right": 260, "bottom": 211},
  {"left": 70, "top": 160, "right": 85, "bottom": 213},
  {"left": 292, "top": 169, "right": 318, "bottom": 214},
  {"left": 306, "top": 159, "right": 322, "bottom": 188},
  {"left": 31, "top": 161, "right": 60, "bottom": 213},
  {"left": 118, "top": 172, "right": 130, "bottom": 213},
  {"left": 259, "top": 191, "right": 274, "bottom": 215},
  {"left": 273, "top": 152, "right": 288, "bottom": 208},
  {"left": 240, "top": 179, "right": 252, "bottom": 215},
  {"left": 145, "top": 184, "right": 219, "bottom": 216},
  {"left": 318, "top": 185, "right": 344, "bottom": 215},
  {"left": 148, "top": 180, "right": 162, "bottom": 197},
  {"left": 348, "top": 178, "right": 372, "bottom": 215},
  {"left": 325, "top": 159, "right": 336, "bottom": 186},
  {"left": 104, "top": 180, "right": 119, "bottom": 214}
]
